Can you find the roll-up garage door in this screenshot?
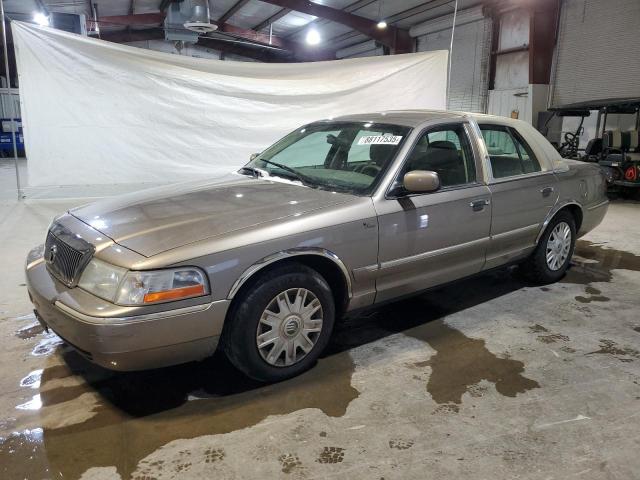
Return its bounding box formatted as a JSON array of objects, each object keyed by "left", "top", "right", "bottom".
[
  {"left": 550, "top": 0, "right": 640, "bottom": 108},
  {"left": 414, "top": 10, "right": 492, "bottom": 113}
]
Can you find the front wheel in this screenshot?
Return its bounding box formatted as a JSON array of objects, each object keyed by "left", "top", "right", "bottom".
[
  {"left": 222, "top": 263, "right": 335, "bottom": 382},
  {"left": 521, "top": 211, "right": 576, "bottom": 284}
]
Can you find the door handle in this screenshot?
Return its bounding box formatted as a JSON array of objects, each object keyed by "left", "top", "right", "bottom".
[
  {"left": 540, "top": 186, "right": 555, "bottom": 197},
  {"left": 470, "top": 199, "right": 490, "bottom": 212}
]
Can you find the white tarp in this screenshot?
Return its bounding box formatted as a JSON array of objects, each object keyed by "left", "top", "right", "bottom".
[{"left": 12, "top": 22, "right": 448, "bottom": 187}]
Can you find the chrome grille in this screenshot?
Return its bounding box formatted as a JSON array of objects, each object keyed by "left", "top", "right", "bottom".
[{"left": 45, "top": 224, "right": 95, "bottom": 287}]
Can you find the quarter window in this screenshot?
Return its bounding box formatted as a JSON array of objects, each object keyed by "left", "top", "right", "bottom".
[
  {"left": 479, "top": 125, "right": 541, "bottom": 178},
  {"left": 401, "top": 124, "right": 477, "bottom": 188}
]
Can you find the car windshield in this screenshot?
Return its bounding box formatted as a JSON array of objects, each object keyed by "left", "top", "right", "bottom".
[{"left": 244, "top": 121, "right": 411, "bottom": 195}]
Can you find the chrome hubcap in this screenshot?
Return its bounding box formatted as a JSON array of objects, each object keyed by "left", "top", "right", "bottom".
[
  {"left": 546, "top": 221, "right": 572, "bottom": 271},
  {"left": 256, "top": 288, "right": 323, "bottom": 367}
]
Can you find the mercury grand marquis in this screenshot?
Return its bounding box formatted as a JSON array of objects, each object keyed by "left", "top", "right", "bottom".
[{"left": 26, "top": 111, "right": 609, "bottom": 381}]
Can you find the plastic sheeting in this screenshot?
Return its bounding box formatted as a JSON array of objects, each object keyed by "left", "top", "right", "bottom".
[{"left": 12, "top": 22, "right": 448, "bottom": 187}]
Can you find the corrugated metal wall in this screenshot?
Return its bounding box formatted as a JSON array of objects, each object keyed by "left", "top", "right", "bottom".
[
  {"left": 416, "top": 18, "right": 492, "bottom": 112},
  {"left": 550, "top": 0, "right": 640, "bottom": 107}
]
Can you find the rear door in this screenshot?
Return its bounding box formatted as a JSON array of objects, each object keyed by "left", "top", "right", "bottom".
[
  {"left": 374, "top": 122, "right": 492, "bottom": 303},
  {"left": 479, "top": 124, "right": 558, "bottom": 269}
]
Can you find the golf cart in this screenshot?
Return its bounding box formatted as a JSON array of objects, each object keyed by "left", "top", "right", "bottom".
[{"left": 548, "top": 98, "right": 640, "bottom": 196}]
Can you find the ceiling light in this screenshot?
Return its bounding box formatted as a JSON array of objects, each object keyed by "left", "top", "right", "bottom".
[
  {"left": 377, "top": 20, "right": 388, "bottom": 29},
  {"left": 306, "top": 28, "right": 321, "bottom": 46},
  {"left": 33, "top": 12, "right": 50, "bottom": 26}
]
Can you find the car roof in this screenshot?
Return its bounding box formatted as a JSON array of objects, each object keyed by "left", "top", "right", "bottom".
[{"left": 324, "top": 110, "right": 515, "bottom": 128}]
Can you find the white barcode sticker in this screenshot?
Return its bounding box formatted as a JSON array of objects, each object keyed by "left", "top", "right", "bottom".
[{"left": 357, "top": 135, "right": 403, "bottom": 146}]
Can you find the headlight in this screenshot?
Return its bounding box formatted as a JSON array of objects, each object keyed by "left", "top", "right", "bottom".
[
  {"left": 78, "top": 259, "right": 127, "bottom": 302},
  {"left": 78, "top": 260, "right": 208, "bottom": 305},
  {"left": 115, "top": 268, "right": 208, "bottom": 305}
]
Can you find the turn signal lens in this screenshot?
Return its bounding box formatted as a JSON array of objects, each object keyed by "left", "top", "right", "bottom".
[{"left": 143, "top": 284, "right": 205, "bottom": 303}]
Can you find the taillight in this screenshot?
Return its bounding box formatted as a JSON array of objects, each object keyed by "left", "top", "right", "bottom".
[{"left": 624, "top": 166, "right": 638, "bottom": 182}]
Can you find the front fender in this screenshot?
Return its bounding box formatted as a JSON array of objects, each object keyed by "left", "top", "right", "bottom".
[{"left": 226, "top": 248, "right": 353, "bottom": 300}]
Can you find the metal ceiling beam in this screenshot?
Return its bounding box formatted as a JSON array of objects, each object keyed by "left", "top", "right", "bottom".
[
  {"left": 324, "top": 0, "right": 456, "bottom": 49},
  {"left": 217, "top": 0, "right": 252, "bottom": 24},
  {"left": 94, "top": 13, "right": 165, "bottom": 27},
  {"left": 215, "top": 22, "right": 289, "bottom": 49},
  {"left": 197, "top": 36, "right": 292, "bottom": 62},
  {"left": 256, "top": 0, "right": 413, "bottom": 53},
  {"left": 252, "top": 8, "right": 291, "bottom": 32},
  {"left": 214, "top": 22, "right": 336, "bottom": 60},
  {"left": 95, "top": 14, "right": 335, "bottom": 61},
  {"left": 283, "top": 0, "right": 376, "bottom": 38},
  {"left": 98, "top": 24, "right": 288, "bottom": 62},
  {"left": 99, "top": 27, "right": 165, "bottom": 43}
]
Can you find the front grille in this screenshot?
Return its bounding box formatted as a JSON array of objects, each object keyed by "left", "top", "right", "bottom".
[{"left": 45, "top": 223, "right": 95, "bottom": 287}]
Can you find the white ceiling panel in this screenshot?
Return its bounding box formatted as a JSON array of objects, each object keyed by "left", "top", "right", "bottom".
[{"left": 222, "top": 1, "right": 282, "bottom": 29}]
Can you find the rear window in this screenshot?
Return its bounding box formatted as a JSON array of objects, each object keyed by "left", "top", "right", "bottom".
[{"left": 479, "top": 125, "right": 541, "bottom": 179}]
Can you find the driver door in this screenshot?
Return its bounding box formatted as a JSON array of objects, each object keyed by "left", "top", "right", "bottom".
[{"left": 374, "top": 122, "right": 492, "bottom": 302}]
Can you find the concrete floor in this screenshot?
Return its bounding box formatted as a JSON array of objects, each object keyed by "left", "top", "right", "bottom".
[{"left": 1, "top": 198, "right": 640, "bottom": 480}]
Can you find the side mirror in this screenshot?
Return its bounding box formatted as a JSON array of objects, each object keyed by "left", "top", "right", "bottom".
[
  {"left": 250, "top": 153, "right": 260, "bottom": 161},
  {"left": 403, "top": 170, "right": 440, "bottom": 193}
]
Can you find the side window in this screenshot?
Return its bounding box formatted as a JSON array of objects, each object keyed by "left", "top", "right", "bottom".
[
  {"left": 479, "top": 125, "right": 541, "bottom": 178},
  {"left": 402, "top": 124, "right": 476, "bottom": 188}
]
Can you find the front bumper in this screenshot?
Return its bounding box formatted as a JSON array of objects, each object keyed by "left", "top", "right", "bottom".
[{"left": 25, "top": 252, "right": 230, "bottom": 371}]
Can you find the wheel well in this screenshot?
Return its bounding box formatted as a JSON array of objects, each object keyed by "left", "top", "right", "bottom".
[
  {"left": 229, "top": 255, "right": 350, "bottom": 318},
  {"left": 560, "top": 204, "right": 583, "bottom": 232}
]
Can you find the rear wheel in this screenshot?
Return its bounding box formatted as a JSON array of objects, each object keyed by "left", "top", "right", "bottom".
[
  {"left": 521, "top": 211, "right": 576, "bottom": 284},
  {"left": 222, "top": 263, "right": 335, "bottom": 382}
]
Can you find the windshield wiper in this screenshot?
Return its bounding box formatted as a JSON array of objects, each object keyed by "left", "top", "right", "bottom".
[
  {"left": 238, "top": 166, "right": 263, "bottom": 178},
  {"left": 258, "top": 159, "right": 318, "bottom": 188}
]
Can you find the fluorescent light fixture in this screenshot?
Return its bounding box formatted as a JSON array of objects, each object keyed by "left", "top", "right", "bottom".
[
  {"left": 377, "top": 20, "right": 388, "bottom": 29},
  {"left": 33, "top": 12, "right": 50, "bottom": 26},
  {"left": 305, "top": 28, "right": 321, "bottom": 46}
]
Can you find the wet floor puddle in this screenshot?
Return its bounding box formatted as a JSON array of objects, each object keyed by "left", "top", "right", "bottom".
[
  {"left": 2, "top": 241, "right": 639, "bottom": 479},
  {"left": 411, "top": 321, "right": 540, "bottom": 408},
  {"left": 564, "top": 240, "right": 640, "bottom": 286},
  {"left": 15, "top": 322, "right": 45, "bottom": 340},
  {"left": 0, "top": 346, "right": 358, "bottom": 479}
]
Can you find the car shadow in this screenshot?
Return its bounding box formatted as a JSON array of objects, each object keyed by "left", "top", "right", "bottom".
[{"left": 54, "top": 266, "right": 529, "bottom": 418}]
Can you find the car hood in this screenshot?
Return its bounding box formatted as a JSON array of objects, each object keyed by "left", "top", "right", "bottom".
[{"left": 70, "top": 175, "right": 356, "bottom": 257}]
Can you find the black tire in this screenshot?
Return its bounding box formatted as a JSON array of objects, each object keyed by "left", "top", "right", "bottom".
[
  {"left": 521, "top": 210, "right": 576, "bottom": 284},
  {"left": 222, "top": 262, "right": 335, "bottom": 382}
]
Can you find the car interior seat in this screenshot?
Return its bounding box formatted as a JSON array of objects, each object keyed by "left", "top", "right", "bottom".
[
  {"left": 489, "top": 155, "right": 524, "bottom": 178},
  {"left": 604, "top": 130, "right": 640, "bottom": 161},
  {"left": 406, "top": 140, "right": 467, "bottom": 186},
  {"left": 584, "top": 137, "right": 603, "bottom": 157},
  {"left": 627, "top": 130, "right": 640, "bottom": 160},
  {"left": 369, "top": 144, "right": 397, "bottom": 167}
]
